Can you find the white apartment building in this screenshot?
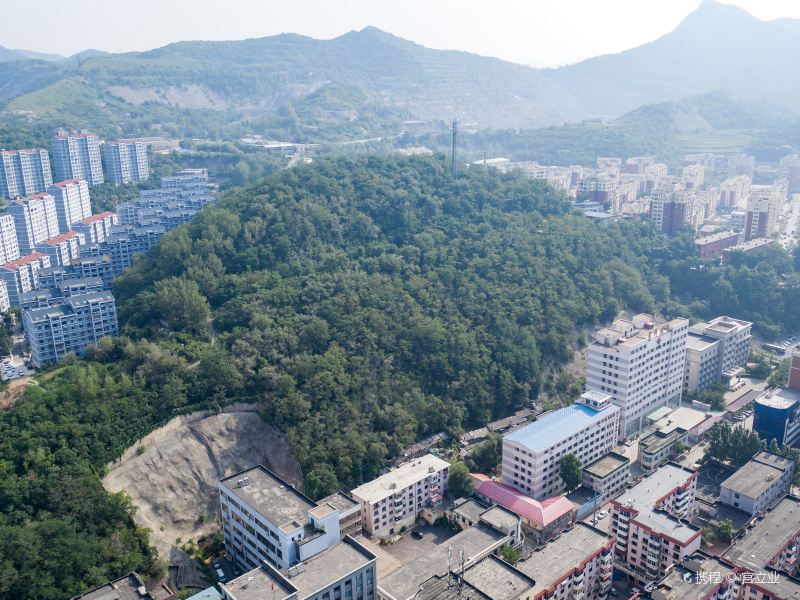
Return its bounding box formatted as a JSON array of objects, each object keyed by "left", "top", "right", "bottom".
[
  {"left": 51, "top": 133, "right": 104, "bottom": 186},
  {"left": 0, "top": 214, "right": 20, "bottom": 265},
  {"left": 586, "top": 314, "right": 689, "bottom": 440},
  {"left": 718, "top": 451, "right": 794, "bottom": 516},
  {"left": 35, "top": 231, "right": 86, "bottom": 267},
  {"left": 501, "top": 391, "right": 620, "bottom": 499},
  {"left": 0, "top": 252, "right": 51, "bottom": 307},
  {"left": 8, "top": 193, "right": 61, "bottom": 254},
  {"left": 719, "top": 175, "right": 751, "bottom": 208},
  {"left": 744, "top": 188, "right": 783, "bottom": 241},
  {"left": 684, "top": 316, "right": 752, "bottom": 393},
  {"left": 649, "top": 189, "right": 704, "bottom": 235},
  {"left": 350, "top": 454, "right": 449, "bottom": 538},
  {"left": 0, "top": 148, "right": 52, "bottom": 199},
  {"left": 0, "top": 280, "right": 9, "bottom": 313},
  {"left": 103, "top": 140, "right": 150, "bottom": 185},
  {"left": 72, "top": 211, "right": 118, "bottom": 244},
  {"left": 610, "top": 463, "right": 701, "bottom": 585},
  {"left": 47, "top": 179, "right": 92, "bottom": 233},
  {"left": 218, "top": 465, "right": 343, "bottom": 573},
  {"left": 681, "top": 164, "right": 705, "bottom": 189}
]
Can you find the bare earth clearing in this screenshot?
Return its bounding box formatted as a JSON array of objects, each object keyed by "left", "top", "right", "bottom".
[{"left": 103, "top": 405, "right": 302, "bottom": 589}]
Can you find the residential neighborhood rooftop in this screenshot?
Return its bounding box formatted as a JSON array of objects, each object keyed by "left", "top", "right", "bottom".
[{"left": 350, "top": 454, "right": 449, "bottom": 504}]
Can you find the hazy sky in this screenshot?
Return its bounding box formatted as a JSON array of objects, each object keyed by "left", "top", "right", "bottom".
[{"left": 2, "top": 0, "right": 799, "bottom": 67}]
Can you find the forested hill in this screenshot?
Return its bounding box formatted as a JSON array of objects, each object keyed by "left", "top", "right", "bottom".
[
  {"left": 114, "top": 156, "right": 673, "bottom": 495},
  {"left": 1, "top": 157, "right": 798, "bottom": 598}
]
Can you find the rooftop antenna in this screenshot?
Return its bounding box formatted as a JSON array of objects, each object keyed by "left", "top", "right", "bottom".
[
  {"left": 451, "top": 119, "right": 458, "bottom": 178},
  {"left": 447, "top": 544, "right": 452, "bottom": 587}
]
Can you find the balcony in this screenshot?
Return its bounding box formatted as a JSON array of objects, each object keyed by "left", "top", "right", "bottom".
[{"left": 572, "top": 590, "right": 585, "bottom": 600}]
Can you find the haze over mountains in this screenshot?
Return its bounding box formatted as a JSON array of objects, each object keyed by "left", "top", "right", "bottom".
[{"left": 1, "top": 0, "right": 799, "bottom": 130}]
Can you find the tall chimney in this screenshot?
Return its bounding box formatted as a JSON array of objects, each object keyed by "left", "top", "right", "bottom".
[{"left": 789, "top": 349, "right": 800, "bottom": 391}]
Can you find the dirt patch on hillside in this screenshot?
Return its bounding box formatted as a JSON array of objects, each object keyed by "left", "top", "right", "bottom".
[{"left": 103, "top": 404, "right": 302, "bottom": 588}]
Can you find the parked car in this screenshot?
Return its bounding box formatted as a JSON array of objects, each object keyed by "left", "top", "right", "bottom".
[
  {"left": 216, "top": 568, "right": 226, "bottom": 583},
  {"left": 411, "top": 530, "right": 424, "bottom": 540}
]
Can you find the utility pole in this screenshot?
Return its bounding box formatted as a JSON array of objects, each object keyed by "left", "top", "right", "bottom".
[{"left": 451, "top": 119, "right": 458, "bottom": 178}]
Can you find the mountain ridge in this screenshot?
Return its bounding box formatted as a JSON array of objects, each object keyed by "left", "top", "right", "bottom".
[{"left": 1, "top": 1, "right": 799, "bottom": 131}]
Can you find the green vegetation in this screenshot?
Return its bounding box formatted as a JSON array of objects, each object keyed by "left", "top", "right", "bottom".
[
  {"left": 685, "top": 385, "right": 727, "bottom": 411},
  {"left": 559, "top": 453, "right": 582, "bottom": 492},
  {"left": 768, "top": 359, "right": 790, "bottom": 388},
  {"left": 0, "top": 155, "right": 798, "bottom": 596},
  {"left": 468, "top": 433, "right": 503, "bottom": 474},
  {"left": 448, "top": 462, "right": 473, "bottom": 499},
  {"left": 704, "top": 420, "right": 764, "bottom": 468},
  {"left": 499, "top": 544, "right": 522, "bottom": 565},
  {"left": 718, "top": 519, "right": 733, "bottom": 543}
]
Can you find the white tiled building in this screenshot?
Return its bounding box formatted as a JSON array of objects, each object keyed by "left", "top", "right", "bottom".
[
  {"left": 718, "top": 451, "right": 794, "bottom": 516},
  {"left": 586, "top": 314, "right": 689, "bottom": 439},
  {"left": 47, "top": 179, "right": 93, "bottom": 233},
  {"left": 219, "top": 465, "right": 342, "bottom": 572},
  {"left": 350, "top": 454, "right": 449, "bottom": 538},
  {"left": 0, "top": 214, "right": 20, "bottom": 265},
  {"left": 684, "top": 316, "right": 752, "bottom": 393},
  {"left": 8, "top": 193, "right": 61, "bottom": 254},
  {"left": 103, "top": 140, "right": 150, "bottom": 185},
  {"left": 501, "top": 391, "right": 620, "bottom": 499},
  {"left": 0, "top": 148, "right": 52, "bottom": 199},
  {"left": 51, "top": 133, "right": 104, "bottom": 186}
]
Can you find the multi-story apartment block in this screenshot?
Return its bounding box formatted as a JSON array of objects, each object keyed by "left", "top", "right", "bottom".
[
  {"left": 8, "top": 193, "right": 60, "bottom": 254},
  {"left": 35, "top": 231, "right": 86, "bottom": 267},
  {"left": 516, "top": 522, "right": 615, "bottom": 600},
  {"left": 717, "top": 154, "right": 755, "bottom": 180},
  {"left": 20, "top": 277, "right": 104, "bottom": 311},
  {"left": 719, "top": 175, "right": 751, "bottom": 209},
  {"left": 220, "top": 536, "right": 377, "bottom": 600},
  {"left": 719, "top": 451, "right": 794, "bottom": 516},
  {"left": 744, "top": 188, "right": 783, "bottom": 241},
  {"left": 681, "top": 164, "right": 705, "bottom": 189},
  {"left": 779, "top": 153, "right": 800, "bottom": 194},
  {"left": 71, "top": 211, "right": 118, "bottom": 245},
  {"left": 501, "top": 391, "right": 620, "bottom": 499},
  {"left": 0, "top": 252, "right": 51, "bottom": 307},
  {"left": 695, "top": 231, "right": 741, "bottom": 259},
  {"left": 0, "top": 280, "right": 9, "bottom": 314},
  {"left": 586, "top": 314, "right": 689, "bottom": 439},
  {"left": 79, "top": 224, "right": 166, "bottom": 277},
  {"left": 597, "top": 157, "right": 622, "bottom": 176},
  {"left": 219, "top": 465, "right": 348, "bottom": 573},
  {"left": 582, "top": 452, "right": 631, "bottom": 502},
  {"left": 650, "top": 189, "right": 704, "bottom": 236},
  {"left": 610, "top": 463, "right": 701, "bottom": 585},
  {"left": 0, "top": 148, "right": 52, "bottom": 199},
  {"left": 103, "top": 140, "right": 150, "bottom": 184},
  {"left": 47, "top": 179, "right": 92, "bottom": 233},
  {"left": 24, "top": 290, "right": 119, "bottom": 367},
  {"left": 51, "top": 133, "right": 104, "bottom": 186},
  {"left": 350, "top": 454, "right": 449, "bottom": 538},
  {"left": 318, "top": 491, "right": 363, "bottom": 539},
  {"left": 638, "top": 428, "right": 689, "bottom": 473},
  {"left": 161, "top": 167, "right": 210, "bottom": 191},
  {"left": 684, "top": 316, "right": 752, "bottom": 393},
  {"left": 722, "top": 495, "right": 800, "bottom": 583},
  {"left": 0, "top": 214, "right": 20, "bottom": 265},
  {"left": 578, "top": 173, "right": 619, "bottom": 210},
  {"left": 624, "top": 156, "right": 656, "bottom": 174},
  {"left": 37, "top": 255, "right": 115, "bottom": 292}
]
